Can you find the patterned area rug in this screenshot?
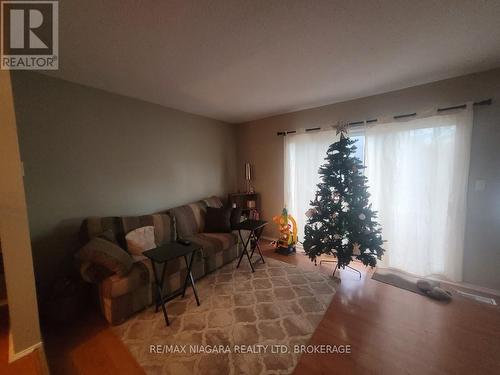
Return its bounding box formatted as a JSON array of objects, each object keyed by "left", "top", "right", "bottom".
[{"left": 112, "top": 257, "right": 336, "bottom": 374}]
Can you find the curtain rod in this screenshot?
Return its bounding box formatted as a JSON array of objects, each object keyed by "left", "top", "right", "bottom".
[{"left": 276, "top": 98, "right": 492, "bottom": 136}]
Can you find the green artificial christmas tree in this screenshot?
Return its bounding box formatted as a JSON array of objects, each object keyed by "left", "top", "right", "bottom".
[{"left": 303, "top": 124, "right": 384, "bottom": 274}]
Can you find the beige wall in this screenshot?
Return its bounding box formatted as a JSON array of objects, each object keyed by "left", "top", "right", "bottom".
[
  {"left": 10, "top": 72, "right": 237, "bottom": 295},
  {"left": 0, "top": 71, "right": 42, "bottom": 354},
  {"left": 236, "top": 68, "right": 500, "bottom": 291}
]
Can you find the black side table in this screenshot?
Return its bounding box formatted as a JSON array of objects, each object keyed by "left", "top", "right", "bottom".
[
  {"left": 142, "top": 242, "right": 201, "bottom": 326},
  {"left": 235, "top": 219, "right": 268, "bottom": 272}
]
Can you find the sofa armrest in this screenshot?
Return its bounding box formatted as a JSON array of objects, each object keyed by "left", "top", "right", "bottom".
[{"left": 78, "top": 261, "right": 114, "bottom": 283}]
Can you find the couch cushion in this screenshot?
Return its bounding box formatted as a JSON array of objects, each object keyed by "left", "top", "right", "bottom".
[
  {"left": 122, "top": 214, "right": 176, "bottom": 245},
  {"left": 188, "top": 232, "right": 237, "bottom": 254},
  {"left": 152, "top": 214, "right": 177, "bottom": 244},
  {"left": 100, "top": 262, "right": 150, "bottom": 298},
  {"left": 122, "top": 215, "right": 153, "bottom": 235},
  {"left": 95, "top": 229, "right": 119, "bottom": 244},
  {"left": 188, "top": 232, "right": 239, "bottom": 273},
  {"left": 80, "top": 217, "right": 126, "bottom": 248},
  {"left": 170, "top": 202, "right": 206, "bottom": 238}
]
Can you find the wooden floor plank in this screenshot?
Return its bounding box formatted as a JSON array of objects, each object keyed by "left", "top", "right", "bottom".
[{"left": 43, "top": 309, "right": 145, "bottom": 375}]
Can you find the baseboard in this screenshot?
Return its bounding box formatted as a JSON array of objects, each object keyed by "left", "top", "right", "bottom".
[
  {"left": 261, "top": 237, "right": 306, "bottom": 254},
  {"left": 8, "top": 332, "right": 43, "bottom": 363},
  {"left": 438, "top": 279, "right": 500, "bottom": 297}
]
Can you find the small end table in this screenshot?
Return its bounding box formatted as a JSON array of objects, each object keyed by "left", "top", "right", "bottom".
[
  {"left": 235, "top": 219, "right": 268, "bottom": 272},
  {"left": 142, "top": 242, "right": 201, "bottom": 326}
]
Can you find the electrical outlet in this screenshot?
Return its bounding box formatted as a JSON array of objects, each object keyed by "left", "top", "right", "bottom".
[{"left": 474, "top": 180, "right": 486, "bottom": 192}]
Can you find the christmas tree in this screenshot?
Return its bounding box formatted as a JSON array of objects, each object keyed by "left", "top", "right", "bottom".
[{"left": 303, "top": 124, "right": 384, "bottom": 270}]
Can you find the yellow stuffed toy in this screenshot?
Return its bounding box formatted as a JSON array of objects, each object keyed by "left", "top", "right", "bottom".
[{"left": 272, "top": 208, "right": 297, "bottom": 255}]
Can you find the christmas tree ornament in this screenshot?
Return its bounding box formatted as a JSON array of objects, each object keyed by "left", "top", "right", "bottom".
[
  {"left": 303, "top": 134, "right": 385, "bottom": 278},
  {"left": 305, "top": 208, "right": 316, "bottom": 218},
  {"left": 332, "top": 191, "right": 340, "bottom": 201}
]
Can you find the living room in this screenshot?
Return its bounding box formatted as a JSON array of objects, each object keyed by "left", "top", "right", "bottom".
[{"left": 1, "top": 1, "right": 500, "bottom": 375}]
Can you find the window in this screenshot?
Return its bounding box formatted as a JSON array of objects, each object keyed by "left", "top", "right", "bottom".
[{"left": 350, "top": 134, "right": 365, "bottom": 164}]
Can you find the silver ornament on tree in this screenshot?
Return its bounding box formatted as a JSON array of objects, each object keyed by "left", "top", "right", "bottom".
[
  {"left": 305, "top": 208, "right": 317, "bottom": 218},
  {"left": 332, "top": 191, "right": 340, "bottom": 203}
]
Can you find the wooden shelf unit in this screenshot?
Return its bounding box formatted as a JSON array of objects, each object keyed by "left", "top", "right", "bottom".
[{"left": 228, "top": 192, "right": 261, "bottom": 218}]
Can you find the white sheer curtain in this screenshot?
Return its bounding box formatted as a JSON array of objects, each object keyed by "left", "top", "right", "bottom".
[
  {"left": 365, "top": 107, "right": 473, "bottom": 281},
  {"left": 284, "top": 129, "right": 339, "bottom": 242}
]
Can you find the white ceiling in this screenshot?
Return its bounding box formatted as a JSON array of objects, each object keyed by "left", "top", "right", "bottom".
[{"left": 46, "top": 1, "right": 500, "bottom": 123}]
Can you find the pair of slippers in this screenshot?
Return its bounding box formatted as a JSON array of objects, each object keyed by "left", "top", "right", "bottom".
[{"left": 416, "top": 279, "right": 452, "bottom": 302}]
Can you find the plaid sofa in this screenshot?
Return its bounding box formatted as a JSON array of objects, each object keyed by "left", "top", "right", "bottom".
[{"left": 78, "top": 196, "right": 242, "bottom": 324}]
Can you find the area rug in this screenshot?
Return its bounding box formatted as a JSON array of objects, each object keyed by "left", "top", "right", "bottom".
[{"left": 112, "top": 257, "right": 336, "bottom": 374}]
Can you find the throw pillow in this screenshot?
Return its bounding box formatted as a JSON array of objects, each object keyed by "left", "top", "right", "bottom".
[
  {"left": 75, "top": 237, "right": 133, "bottom": 276},
  {"left": 205, "top": 207, "right": 232, "bottom": 233},
  {"left": 125, "top": 226, "right": 156, "bottom": 255}
]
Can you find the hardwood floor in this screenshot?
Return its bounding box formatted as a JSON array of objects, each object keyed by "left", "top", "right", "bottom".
[
  {"left": 43, "top": 308, "right": 144, "bottom": 375},
  {"left": 41, "top": 241, "right": 500, "bottom": 374},
  {"left": 261, "top": 243, "right": 500, "bottom": 375}
]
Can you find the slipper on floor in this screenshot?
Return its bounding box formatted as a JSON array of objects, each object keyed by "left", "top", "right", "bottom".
[
  {"left": 426, "top": 287, "right": 452, "bottom": 301},
  {"left": 416, "top": 279, "right": 439, "bottom": 292}
]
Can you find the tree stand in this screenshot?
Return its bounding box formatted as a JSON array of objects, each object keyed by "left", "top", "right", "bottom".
[{"left": 315, "top": 258, "right": 361, "bottom": 279}]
